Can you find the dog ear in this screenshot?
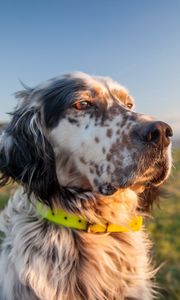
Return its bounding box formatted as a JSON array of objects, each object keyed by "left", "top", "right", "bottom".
[
  {"left": 0, "top": 104, "right": 59, "bottom": 206},
  {"left": 138, "top": 185, "right": 164, "bottom": 212}
]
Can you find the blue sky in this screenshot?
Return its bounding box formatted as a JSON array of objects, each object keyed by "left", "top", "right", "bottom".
[{"left": 0, "top": 0, "right": 180, "bottom": 137}]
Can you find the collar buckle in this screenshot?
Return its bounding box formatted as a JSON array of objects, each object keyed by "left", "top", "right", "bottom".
[{"left": 86, "top": 223, "right": 108, "bottom": 234}]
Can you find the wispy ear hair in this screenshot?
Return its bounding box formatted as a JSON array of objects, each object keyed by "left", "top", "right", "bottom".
[
  {"left": 14, "top": 81, "right": 33, "bottom": 106},
  {"left": 0, "top": 105, "right": 59, "bottom": 206}
]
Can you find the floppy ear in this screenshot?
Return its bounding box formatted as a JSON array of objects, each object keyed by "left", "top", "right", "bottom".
[{"left": 0, "top": 104, "right": 59, "bottom": 206}]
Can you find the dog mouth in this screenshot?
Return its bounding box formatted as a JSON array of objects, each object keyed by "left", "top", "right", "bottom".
[
  {"left": 105, "top": 151, "right": 171, "bottom": 195},
  {"left": 147, "top": 160, "right": 171, "bottom": 186},
  {"left": 98, "top": 158, "right": 171, "bottom": 196},
  {"left": 129, "top": 151, "right": 172, "bottom": 195},
  {"left": 95, "top": 142, "right": 172, "bottom": 196}
]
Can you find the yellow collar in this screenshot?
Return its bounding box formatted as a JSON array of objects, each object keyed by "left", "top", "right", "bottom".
[{"left": 36, "top": 201, "right": 143, "bottom": 233}]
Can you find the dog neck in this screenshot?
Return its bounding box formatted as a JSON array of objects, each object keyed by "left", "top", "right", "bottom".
[
  {"left": 36, "top": 186, "right": 140, "bottom": 231},
  {"left": 36, "top": 198, "right": 143, "bottom": 233}
]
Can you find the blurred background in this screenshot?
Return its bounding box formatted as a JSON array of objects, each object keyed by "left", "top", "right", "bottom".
[{"left": 0, "top": 1, "right": 179, "bottom": 299}]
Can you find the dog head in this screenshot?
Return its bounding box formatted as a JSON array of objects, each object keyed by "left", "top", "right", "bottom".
[{"left": 0, "top": 72, "right": 173, "bottom": 209}]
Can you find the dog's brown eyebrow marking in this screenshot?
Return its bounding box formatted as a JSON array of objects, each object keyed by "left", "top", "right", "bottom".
[
  {"left": 76, "top": 85, "right": 106, "bottom": 103},
  {"left": 111, "top": 89, "right": 134, "bottom": 106},
  {"left": 90, "top": 85, "right": 106, "bottom": 98}
]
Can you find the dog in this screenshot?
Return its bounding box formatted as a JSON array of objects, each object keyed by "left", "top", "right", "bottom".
[{"left": 0, "top": 72, "right": 173, "bottom": 300}]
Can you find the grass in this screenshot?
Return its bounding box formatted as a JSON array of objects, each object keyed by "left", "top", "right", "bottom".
[
  {"left": 0, "top": 149, "right": 180, "bottom": 299},
  {"left": 0, "top": 185, "right": 16, "bottom": 209},
  {"left": 148, "top": 149, "right": 180, "bottom": 300}
]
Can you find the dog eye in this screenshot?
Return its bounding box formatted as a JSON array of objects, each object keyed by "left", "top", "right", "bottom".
[
  {"left": 73, "top": 101, "right": 92, "bottom": 110},
  {"left": 127, "top": 103, "right": 133, "bottom": 109}
]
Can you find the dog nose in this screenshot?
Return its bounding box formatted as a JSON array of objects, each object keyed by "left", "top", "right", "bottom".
[{"left": 140, "top": 121, "right": 173, "bottom": 147}]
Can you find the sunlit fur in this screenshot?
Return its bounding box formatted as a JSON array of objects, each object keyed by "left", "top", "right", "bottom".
[{"left": 0, "top": 72, "right": 172, "bottom": 300}]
